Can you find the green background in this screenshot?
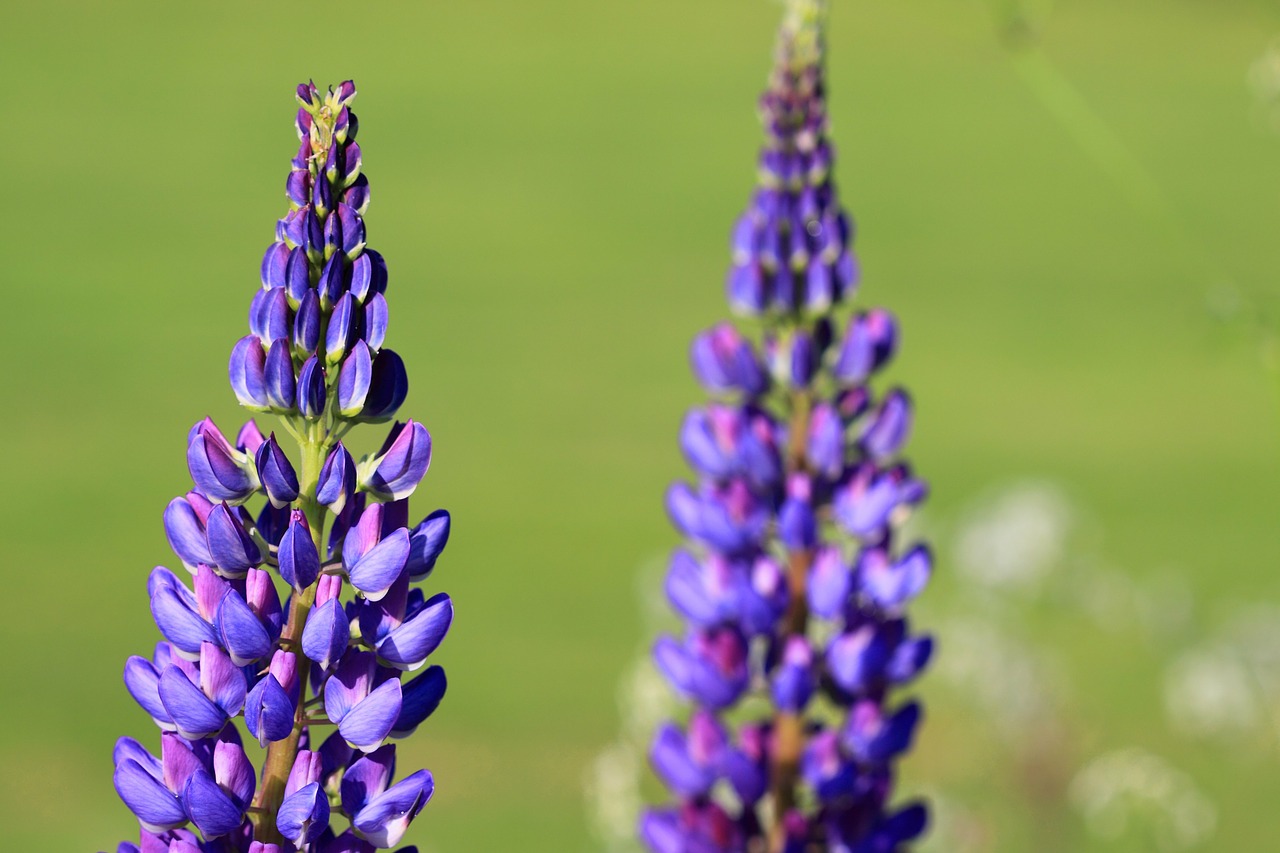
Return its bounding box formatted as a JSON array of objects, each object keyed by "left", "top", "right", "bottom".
[{"left": 2, "top": 0, "right": 1279, "bottom": 850}]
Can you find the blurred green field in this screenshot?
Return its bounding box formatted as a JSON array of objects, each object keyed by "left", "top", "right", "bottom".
[{"left": 2, "top": 0, "right": 1279, "bottom": 850}]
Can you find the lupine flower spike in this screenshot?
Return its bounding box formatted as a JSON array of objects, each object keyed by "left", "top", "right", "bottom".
[
  {"left": 107, "top": 81, "right": 454, "bottom": 853},
  {"left": 640, "top": 4, "right": 933, "bottom": 851}
]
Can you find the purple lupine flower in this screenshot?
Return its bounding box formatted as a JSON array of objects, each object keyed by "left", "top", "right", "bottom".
[
  {"left": 104, "top": 82, "right": 451, "bottom": 853},
  {"left": 640, "top": 4, "right": 933, "bottom": 851}
]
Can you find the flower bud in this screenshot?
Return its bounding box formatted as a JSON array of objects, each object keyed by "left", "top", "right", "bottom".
[
  {"left": 326, "top": 292, "right": 360, "bottom": 364},
  {"left": 303, "top": 208, "right": 324, "bottom": 265},
  {"left": 726, "top": 261, "right": 765, "bottom": 315},
  {"left": 261, "top": 242, "right": 290, "bottom": 289},
  {"left": 245, "top": 665, "right": 296, "bottom": 747},
  {"left": 350, "top": 769, "right": 433, "bottom": 848},
  {"left": 186, "top": 418, "right": 259, "bottom": 504},
  {"left": 254, "top": 434, "right": 299, "bottom": 508},
  {"left": 834, "top": 308, "right": 897, "bottom": 385},
  {"left": 360, "top": 420, "right": 431, "bottom": 501},
  {"left": 324, "top": 652, "right": 403, "bottom": 752},
  {"left": 276, "top": 782, "right": 328, "bottom": 847},
  {"left": 391, "top": 666, "right": 447, "bottom": 738},
  {"left": 858, "top": 545, "right": 931, "bottom": 611},
  {"left": 364, "top": 292, "right": 388, "bottom": 352},
  {"left": 770, "top": 637, "right": 815, "bottom": 712},
  {"left": 362, "top": 349, "right": 408, "bottom": 421},
  {"left": 296, "top": 356, "right": 326, "bottom": 419},
  {"left": 336, "top": 341, "right": 372, "bottom": 416},
  {"left": 317, "top": 442, "right": 357, "bottom": 514},
  {"left": 318, "top": 254, "right": 344, "bottom": 310},
  {"left": 215, "top": 588, "right": 271, "bottom": 667},
  {"left": 292, "top": 289, "right": 321, "bottom": 356},
  {"left": 861, "top": 389, "right": 912, "bottom": 460},
  {"left": 249, "top": 287, "right": 289, "bottom": 344},
  {"left": 205, "top": 502, "right": 262, "bottom": 577},
  {"left": 405, "top": 509, "right": 450, "bottom": 580},
  {"left": 278, "top": 510, "right": 320, "bottom": 591},
  {"left": 163, "top": 493, "right": 213, "bottom": 569},
  {"left": 282, "top": 246, "right": 310, "bottom": 306},
  {"left": 349, "top": 248, "right": 387, "bottom": 303},
  {"left": 236, "top": 420, "right": 266, "bottom": 455},
  {"left": 842, "top": 700, "right": 921, "bottom": 765},
  {"left": 263, "top": 339, "right": 297, "bottom": 413},
  {"left": 286, "top": 169, "right": 309, "bottom": 208},
  {"left": 302, "top": 593, "right": 349, "bottom": 672},
  {"left": 337, "top": 203, "right": 365, "bottom": 257},
  {"left": 374, "top": 591, "right": 453, "bottom": 671},
  {"left": 345, "top": 174, "right": 370, "bottom": 215},
  {"left": 689, "top": 324, "right": 767, "bottom": 397}
]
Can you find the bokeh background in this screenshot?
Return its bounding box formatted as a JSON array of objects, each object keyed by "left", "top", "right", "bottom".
[{"left": 2, "top": 0, "right": 1279, "bottom": 850}]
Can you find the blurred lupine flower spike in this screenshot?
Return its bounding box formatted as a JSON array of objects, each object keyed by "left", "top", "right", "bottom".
[
  {"left": 641, "top": 3, "right": 934, "bottom": 851},
  {"left": 106, "top": 81, "right": 453, "bottom": 852}
]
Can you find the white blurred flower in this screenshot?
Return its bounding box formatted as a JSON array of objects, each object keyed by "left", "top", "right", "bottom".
[
  {"left": 585, "top": 742, "right": 645, "bottom": 853},
  {"left": 1249, "top": 39, "right": 1280, "bottom": 131},
  {"left": 935, "top": 616, "right": 1063, "bottom": 739},
  {"left": 1162, "top": 605, "right": 1280, "bottom": 747},
  {"left": 955, "top": 482, "right": 1073, "bottom": 590},
  {"left": 585, "top": 555, "right": 683, "bottom": 851},
  {"left": 1069, "top": 748, "right": 1216, "bottom": 851},
  {"left": 1164, "top": 645, "right": 1260, "bottom": 739}
]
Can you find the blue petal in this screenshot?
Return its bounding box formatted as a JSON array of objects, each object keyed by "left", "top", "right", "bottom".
[
  {"left": 826, "top": 627, "right": 889, "bottom": 695},
  {"left": 638, "top": 810, "right": 684, "bottom": 853},
  {"left": 205, "top": 503, "right": 261, "bottom": 576},
  {"left": 114, "top": 758, "right": 187, "bottom": 833},
  {"left": 364, "top": 293, "right": 388, "bottom": 351},
  {"left": 361, "top": 349, "right": 408, "bottom": 421},
  {"left": 337, "top": 341, "right": 372, "bottom": 416},
  {"left": 679, "top": 411, "right": 733, "bottom": 479},
  {"left": 351, "top": 768, "right": 432, "bottom": 848},
  {"left": 213, "top": 739, "right": 255, "bottom": 807},
  {"left": 862, "top": 545, "right": 931, "bottom": 610},
  {"left": 112, "top": 737, "right": 160, "bottom": 779},
  {"left": 348, "top": 528, "right": 410, "bottom": 601},
  {"left": 200, "top": 643, "right": 248, "bottom": 717},
  {"left": 391, "top": 666, "right": 447, "bottom": 738},
  {"left": 317, "top": 443, "right": 356, "bottom": 514},
  {"left": 339, "top": 678, "right": 403, "bottom": 752},
  {"left": 163, "top": 497, "right": 213, "bottom": 568},
  {"left": 279, "top": 514, "right": 321, "bottom": 591},
  {"left": 301, "top": 598, "right": 350, "bottom": 672},
  {"left": 123, "top": 656, "right": 173, "bottom": 726},
  {"left": 229, "top": 336, "right": 269, "bottom": 409},
  {"left": 244, "top": 674, "right": 296, "bottom": 747},
  {"left": 324, "top": 651, "right": 376, "bottom": 724},
  {"left": 215, "top": 590, "right": 271, "bottom": 666},
  {"left": 158, "top": 667, "right": 227, "bottom": 740},
  {"left": 649, "top": 724, "right": 714, "bottom": 797},
  {"left": 376, "top": 593, "right": 452, "bottom": 671},
  {"left": 404, "top": 510, "right": 450, "bottom": 581},
  {"left": 150, "top": 585, "right": 217, "bottom": 659},
  {"left": 181, "top": 767, "right": 245, "bottom": 838},
  {"left": 339, "top": 744, "right": 395, "bottom": 816},
  {"left": 276, "top": 782, "right": 330, "bottom": 847}
]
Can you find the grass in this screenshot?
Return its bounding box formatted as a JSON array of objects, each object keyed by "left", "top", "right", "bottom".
[{"left": 1, "top": 0, "right": 1278, "bottom": 849}]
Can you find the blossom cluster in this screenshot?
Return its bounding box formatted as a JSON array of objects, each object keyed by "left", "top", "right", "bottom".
[
  {"left": 106, "top": 81, "right": 453, "bottom": 853},
  {"left": 640, "top": 4, "right": 933, "bottom": 851}
]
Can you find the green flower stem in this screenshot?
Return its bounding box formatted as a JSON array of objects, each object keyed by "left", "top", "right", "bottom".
[{"left": 250, "top": 428, "right": 331, "bottom": 842}]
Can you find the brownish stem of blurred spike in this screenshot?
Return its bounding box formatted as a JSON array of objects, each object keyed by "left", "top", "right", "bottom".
[{"left": 769, "top": 391, "right": 813, "bottom": 852}]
